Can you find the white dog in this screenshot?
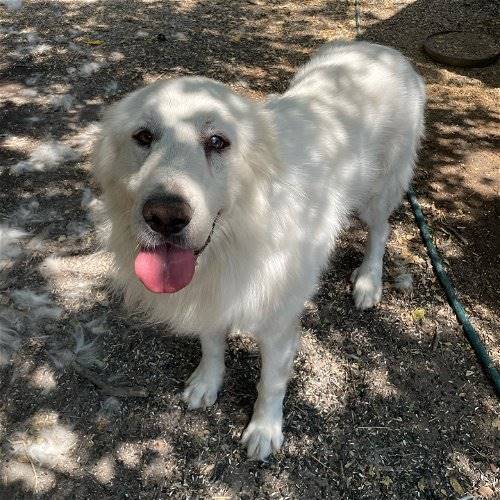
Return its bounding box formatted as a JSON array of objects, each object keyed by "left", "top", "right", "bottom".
[{"left": 94, "top": 41, "right": 425, "bottom": 460}]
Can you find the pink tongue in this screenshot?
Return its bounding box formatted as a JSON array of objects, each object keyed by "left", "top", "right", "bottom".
[{"left": 134, "top": 244, "right": 196, "bottom": 293}]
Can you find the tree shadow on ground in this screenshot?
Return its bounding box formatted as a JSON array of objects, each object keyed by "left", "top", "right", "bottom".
[{"left": 0, "top": 0, "right": 498, "bottom": 498}]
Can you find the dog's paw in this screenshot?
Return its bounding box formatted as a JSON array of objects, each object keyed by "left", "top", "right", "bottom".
[
  {"left": 351, "top": 267, "right": 382, "bottom": 309},
  {"left": 182, "top": 364, "right": 223, "bottom": 409},
  {"left": 241, "top": 417, "right": 284, "bottom": 461}
]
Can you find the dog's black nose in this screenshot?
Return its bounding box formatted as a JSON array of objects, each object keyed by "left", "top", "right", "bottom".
[{"left": 142, "top": 195, "right": 192, "bottom": 238}]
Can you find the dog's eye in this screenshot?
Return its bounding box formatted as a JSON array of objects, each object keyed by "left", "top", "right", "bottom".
[
  {"left": 206, "top": 134, "right": 230, "bottom": 153},
  {"left": 133, "top": 129, "right": 154, "bottom": 148}
]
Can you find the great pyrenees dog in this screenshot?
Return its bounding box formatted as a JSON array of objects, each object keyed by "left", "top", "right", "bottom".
[{"left": 94, "top": 41, "right": 425, "bottom": 460}]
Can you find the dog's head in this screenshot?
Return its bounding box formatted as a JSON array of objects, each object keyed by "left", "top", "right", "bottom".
[{"left": 94, "top": 77, "right": 275, "bottom": 293}]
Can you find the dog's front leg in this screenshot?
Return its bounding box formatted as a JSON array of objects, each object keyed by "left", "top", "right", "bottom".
[
  {"left": 183, "top": 332, "right": 226, "bottom": 409},
  {"left": 241, "top": 319, "right": 300, "bottom": 460}
]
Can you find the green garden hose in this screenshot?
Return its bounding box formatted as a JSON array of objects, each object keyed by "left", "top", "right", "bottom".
[{"left": 407, "top": 188, "right": 500, "bottom": 396}]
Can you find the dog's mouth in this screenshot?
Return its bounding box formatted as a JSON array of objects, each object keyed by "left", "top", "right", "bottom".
[{"left": 134, "top": 212, "right": 221, "bottom": 294}]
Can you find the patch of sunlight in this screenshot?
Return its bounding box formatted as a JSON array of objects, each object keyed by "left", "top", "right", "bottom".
[
  {"left": 91, "top": 454, "right": 116, "bottom": 484},
  {"left": 115, "top": 442, "right": 142, "bottom": 468},
  {"left": 300, "top": 331, "right": 346, "bottom": 412},
  {"left": 28, "top": 364, "right": 57, "bottom": 393},
  {"left": 1, "top": 411, "right": 80, "bottom": 494},
  {"left": 365, "top": 367, "right": 400, "bottom": 398},
  {"left": 39, "top": 253, "right": 111, "bottom": 310}
]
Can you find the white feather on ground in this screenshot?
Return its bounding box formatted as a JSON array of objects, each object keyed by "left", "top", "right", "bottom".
[
  {"left": 24, "top": 115, "right": 42, "bottom": 124},
  {"left": 1, "top": 409, "right": 78, "bottom": 493},
  {"left": 394, "top": 272, "right": 413, "bottom": 291},
  {"left": 25, "top": 73, "right": 41, "bottom": 86},
  {"left": 27, "top": 43, "right": 52, "bottom": 56},
  {"left": 49, "top": 322, "right": 103, "bottom": 369},
  {"left": 0, "top": 313, "right": 21, "bottom": 366},
  {"left": 10, "top": 289, "right": 54, "bottom": 308},
  {"left": 0, "top": 224, "right": 28, "bottom": 263},
  {"left": 85, "top": 316, "right": 108, "bottom": 336},
  {"left": 49, "top": 93, "right": 75, "bottom": 111},
  {"left": 29, "top": 306, "right": 63, "bottom": 320},
  {"left": 0, "top": 26, "right": 17, "bottom": 34},
  {"left": 9, "top": 200, "right": 42, "bottom": 227},
  {"left": 72, "top": 324, "right": 99, "bottom": 359},
  {"left": 79, "top": 61, "right": 102, "bottom": 77},
  {"left": 10, "top": 290, "right": 63, "bottom": 320},
  {"left": 7, "top": 43, "right": 49, "bottom": 60},
  {"left": 0, "top": 461, "right": 56, "bottom": 494},
  {"left": 81, "top": 188, "right": 98, "bottom": 209},
  {"left": 2, "top": 0, "right": 23, "bottom": 10},
  {"left": 65, "top": 221, "right": 90, "bottom": 238},
  {"left": 25, "top": 32, "right": 40, "bottom": 45},
  {"left": 11, "top": 140, "right": 80, "bottom": 174},
  {"left": 104, "top": 80, "right": 119, "bottom": 95},
  {"left": 100, "top": 396, "right": 122, "bottom": 416}
]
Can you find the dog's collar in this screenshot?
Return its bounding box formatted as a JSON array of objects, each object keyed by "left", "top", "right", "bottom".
[{"left": 194, "top": 211, "right": 221, "bottom": 256}]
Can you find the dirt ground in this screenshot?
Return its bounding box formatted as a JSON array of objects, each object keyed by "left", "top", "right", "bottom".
[{"left": 0, "top": 0, "right": 499, "bottom": 498}]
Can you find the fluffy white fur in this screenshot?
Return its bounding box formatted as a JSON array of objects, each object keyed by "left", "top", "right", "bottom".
[
  {"left": 0, "top": 312, "right": 21, "bottom": 366},
  {"left": 1, "top": 0, "right": 22, "bottom": 10},
  {"left": 94, "top": 41, "right": 425, "bottom": 460},
  {"left": 10, "top": 200, "right": 41, "bottom": 226},
  {"left": 11, "top": 140, "right": 80, "bottom": 175},
  {"left": 48, "top": 323, "right": 101, "bottom": 369},
  {"left": 0, "top": 224, "right": 28, "bottom": 263},
  {"left": 9, "top": 423, "right": 77, "bottom": 468},
  {"left": 10, "top": 289, "right": 63, "bottom": 320}
]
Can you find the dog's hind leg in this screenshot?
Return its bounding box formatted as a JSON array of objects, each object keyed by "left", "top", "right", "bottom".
[
  {"left": 351, "top": 210, "right": 389, "bottom": 309},
  {"left": 351, "top": 140, "right": 416, "bottom": 309},
  {"left": 183, "top": 332, "right": 226, "bottom": 409},
  {"left": 351, "top": 118, "right": 421, "bottom": 308},
  {"left": 351, "top": 181, "right": 404, "bottom": 310}
]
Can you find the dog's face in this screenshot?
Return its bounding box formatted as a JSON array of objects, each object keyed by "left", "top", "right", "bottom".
[{"left": 94, "top": 77, "right": 270, "bottom": 292}]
